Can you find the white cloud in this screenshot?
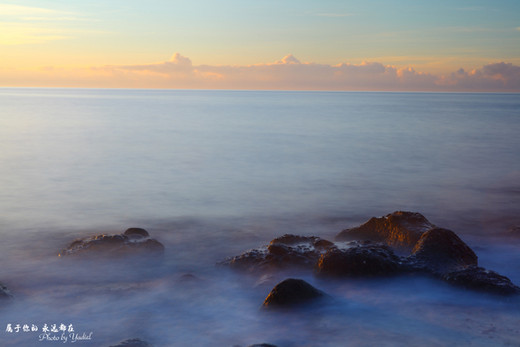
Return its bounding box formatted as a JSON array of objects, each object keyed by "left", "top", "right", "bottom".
[
  {"left": 0, "top": 22, "right": 69, "bottom": 45},
  {"left": 0, "top": 4, "right": 60, "bottom": 16}
]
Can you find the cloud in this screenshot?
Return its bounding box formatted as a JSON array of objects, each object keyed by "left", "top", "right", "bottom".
[
  {"left": 2, "top": 54, "right": 520, "bottom": 92},
  {"left": 0, "top": 3, "right": 90, "bottom": 45},
  {"left": 0, "top": 4, "right": 61, "bottom": 16},
  {"left": 441, "top": 62, "right": 520, "bottom": 90},
  {"left": 276, "top": 54, "right": 301, "bottom": 64},
  {"left": 0, "top": 22, "right": 69, "bottom": 45}
]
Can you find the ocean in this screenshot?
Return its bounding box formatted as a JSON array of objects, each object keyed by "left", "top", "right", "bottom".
[{"left": 0, "top": 88, "right": 519, "bottom": 346}]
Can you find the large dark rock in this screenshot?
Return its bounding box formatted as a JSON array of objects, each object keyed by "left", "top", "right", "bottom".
[
  {"left": 408, "top": 227, "right": 478, "bottom": 275},
  {"left": 247, "top": 344, "right": 278, "bottom": 347},
  {"left": 336, "top": 211, "right": 434, "bottom": 251},
  {"left": 262, "top": 278, "right": 324, "bottom": 309},
  {"left": 221, "top": 234, "right": 335, "bottom": 272},
  {"left": 108, "top": 338, "right": 153, "bottom": 347},
  {"left": 443, "top": 266, "right": 520, "bottom": 295},
  {"left": 59, "top": 228, "right": 164, "bottom": 257},
  {"left": 316, "top": 243, "right": 404, "bottom": 277}
]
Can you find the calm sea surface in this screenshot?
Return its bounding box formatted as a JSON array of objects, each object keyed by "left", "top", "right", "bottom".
[{"left": 0, "top": 88, "right": 519, "bottom": 346}]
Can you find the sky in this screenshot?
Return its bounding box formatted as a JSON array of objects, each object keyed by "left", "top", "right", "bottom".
[{"left": 1, "top": 0, "right": 520, "bottom": 91}]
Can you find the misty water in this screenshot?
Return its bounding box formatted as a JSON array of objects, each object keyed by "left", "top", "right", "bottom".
[{"left": 0, "top": 88, "right": 519, "bottom": 346}]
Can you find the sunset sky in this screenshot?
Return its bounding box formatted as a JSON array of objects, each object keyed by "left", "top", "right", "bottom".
[{"left": 1, "top": 0, "right": 520, "bottom": 91}]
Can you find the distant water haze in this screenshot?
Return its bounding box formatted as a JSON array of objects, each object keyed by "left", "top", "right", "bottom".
[{"left": 0, "top": 89, "right": 519, "bottom": 346}]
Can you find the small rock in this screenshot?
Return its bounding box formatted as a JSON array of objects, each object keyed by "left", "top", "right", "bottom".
[
  {"left": 408, "top": 227, "right": 478, "bottom": 275},
  {"left": 108, "top": 338, "right": 153, "bottom": 347},
  {"left": 262, "top": 278, "right": 324, "bottom": 309},
  {"left": 316, "top": 244, "right": 403, "bottom": 277},
  {"left": 336, "top": 211, "right": 434, "bottom": 251},
  {"left": 443, "top": 266, "right": 520, "bottom": 295},
  {"left": 0, "top": 282, "right": 12, "bottom": 300},
  {"left": 123, "top": 228, "right": 150, "bottom": 239}
]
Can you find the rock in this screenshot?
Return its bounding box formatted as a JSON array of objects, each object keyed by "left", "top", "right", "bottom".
[
  {"left": 262, "top": 278, "right": 324, "bottom": 309},
  {"left": 443, "top": 266, "right": 520, "bottom": 295},
  {"left": 316, "top": 243, "right": 404, "bottom": 277},
  {"left": 0, "top": 282, "right": 12, "bottom": 300},
  {"left": 408, "top": 227, "right": 478, "bottom": 275},
  {"left": 108, "top": 338, "right": 153, "bottom": 347},
  {"left": 336, "top": 211, "right": 434, "bottom": 251},
  {"left": 221, "top": 234, "right": 335, "bottom": 272},
  {"left": 59, "top": 228, "right": 164, "bottom": 257},
  {"left": 247, "top": 344, "right": 278, "bottom": 347},
  {"left": 123, "top": 228, "right": 150, "bottom": 239}
]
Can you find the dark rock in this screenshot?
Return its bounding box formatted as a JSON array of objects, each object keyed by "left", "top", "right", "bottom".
[
  {"left": 123, "top": 228, "right": 150, "bottom": 239},
  {"left": 247, "top": 344, "right": 278, "bottom": 347},
  {"left": 408, "top": 227, "right": 478, "bottom": 275},
  {"left": 443, "top": 266, "right": 520, "bottom": 295},
  {"left": 108, "top": 338, "right": 153, "bottom": 347},
  {"left": 336, "top": 211, "right": 434, "bottom": 251},
  {"left": 59, "top": 228, "right": 164, "bottom": 257},
  {"left": 316, "top": 244, "right": 404, "bottom": 277},
  {"left": 0, "top": 282, "right": 12, "bottom": 300},
  {"left": 262, "top": 278, "right": 324, "bottom": 309},
  {"left": 221, "top": 234, "right": 335, "bottom": 272}
]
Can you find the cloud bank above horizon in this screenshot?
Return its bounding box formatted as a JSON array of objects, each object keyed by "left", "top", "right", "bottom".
[{"left": 3, "top": 53, "right": 520, "bottom": 92}]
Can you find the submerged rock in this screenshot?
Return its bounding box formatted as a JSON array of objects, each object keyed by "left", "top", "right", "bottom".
[
  {"left": 59, "top": 228, "right": 164, "bottom": 257},
  {"left": 316, "top": 243, "right": 404, "bottom": 277},
  {"left": 336, "top": 211, "right": 434, "bottom": 251},
  {"left": 408, "top": 227, "right": 478, "bottom": 275},
  {"left": 0, "top": 282, "right": 12, "bottom": 300},
  {"left": 108, "top": 338, "right": 153, "bottom": 347},
  {"left": 221, "top": 234, "right": 335, "bottom": 272},
  {"left": 262, "top": 278, "right": 324, "bottom": 309},
  {"left": 443, "top": 266, "right": 520, "bottom": 295}
]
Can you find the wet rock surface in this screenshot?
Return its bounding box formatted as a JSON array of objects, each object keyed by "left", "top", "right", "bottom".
[
  {"left": 222, "top": 212, "right": 519, "bottom": 296},
  {"left": 443, "top": 266, "right": 520, "bottom": 295},
  {"left": 262, "top": 278, "right": 325, "bottom": 309},
  {"left": 336, "top": 211, "right": 434, "bottom": 250},
  {"left": 316, "top": 244, "right": 403, "bottom": 277},
  {"left": 221, "top": 234, "right": 335, "bottom": 272},
  {"left": 59, "top": 228, "right": 164, "bottom": 257},
  {"left": 108, "top": 338, "right": 153, "bottom": 347},
  {"left": 408, "top": 227, "right": 478, "bottom": 275}
]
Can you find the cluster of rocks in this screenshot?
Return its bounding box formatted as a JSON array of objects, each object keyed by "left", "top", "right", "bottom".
[
  {"left": 221, "top": 211, "right": 520, "bottom": 309},
  {"left": 58, "top": 228, "right": 165, "bottom": 258}
]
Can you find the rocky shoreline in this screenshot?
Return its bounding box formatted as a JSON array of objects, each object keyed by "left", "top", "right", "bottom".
[
  {"left": 1, "top": 211, "right": 518, "bottom": 347},
  {"left": 222, "top": 211, "right": 520, "bottom": 305}
]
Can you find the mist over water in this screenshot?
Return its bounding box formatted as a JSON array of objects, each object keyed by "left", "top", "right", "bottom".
[{"left": 0, "top": 89, "right": 519, "bottom": 346}]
